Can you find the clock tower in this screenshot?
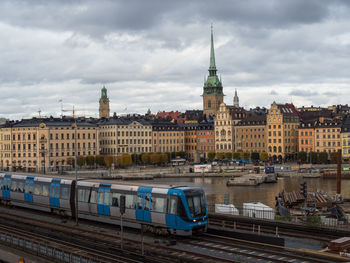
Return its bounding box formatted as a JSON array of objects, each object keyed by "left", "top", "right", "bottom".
[
  {"left": 202, "top": 25, "right": 224, "bottom": 118},
  {"left": 99, "top": 86, "right": 110, "bottom": 119}
]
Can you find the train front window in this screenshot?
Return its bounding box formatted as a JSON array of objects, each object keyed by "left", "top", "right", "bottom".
[{"left": 185, "top": 191, "right": 206, "bottom": 218}]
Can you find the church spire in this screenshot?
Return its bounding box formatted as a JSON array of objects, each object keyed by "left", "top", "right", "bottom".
[
  {"left": 209, "top": 23, "right": 217, "bottom": 76},
  {"left": 233, "top": 89, "right": 239, "bottom": 107}
]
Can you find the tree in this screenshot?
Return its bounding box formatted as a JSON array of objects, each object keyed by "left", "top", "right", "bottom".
[
  {"left": 297, "top": 151, "right": 307, "bottom": 163},
  {"left": 330, "top": 152, "right": 338, "bottom": 164},
  {"left": 243, "top": 152, "right": 250, "bottom": 161},
  {"left": 122, "top": 154, "right": 132, "bottom": 166},
  {"left": 251, "top": 152, "right": 260, "bottom": 163},
  {"left": 104, "top": 156, "right": 114, "bottom": 167},
  {"left": 160, "top": 153, "right": 169, "bottom": 164},
  {"left": 225, "top": 152, "right": 233, "bottom": 160},
  {"left": 150, "top": 153, "right": 160, "bottom": 165},
  {"left": 115, "top": 156, "right": 122, "bottom": 167},
  {"left": 216, "top": 152, "right": 224, "bottom": 160},
  {"left": 309, "top": 152, "right": 318, "bottom": 164},
  {"left": 95, "top": 155, "right": 105, "bottom": 167},
  {"left": 233, "top": 152, "right": 241, "bottom": 160},
  {"left": 208, "top": 151, "right": 216, "bottom": 161},
  {"left": 85, "top": 156, "right": 95, "bottom": 167},
  {"left": 141, "top": 153, "right": 150, "bottom": 164},
  {"left": 77, "top": 156, "right": 85, "bottom": 167},
  {"left": 260, "top": 152, "right": 269, "bottom": 162},
  {"left": 66, "top": 157, "right": 74, "bottom": 167},
  {"left": 319, "top": 151, "right": 328, "bottom": 164}
]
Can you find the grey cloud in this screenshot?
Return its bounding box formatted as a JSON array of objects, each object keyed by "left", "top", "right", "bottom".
[
  {"left": 289, "top": 89, "right": 319, "bottom": 97},
  {"left": 270, "top": 90, "right": 278, "bottom": 95}
]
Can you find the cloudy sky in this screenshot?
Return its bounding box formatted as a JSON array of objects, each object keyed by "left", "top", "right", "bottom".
[{"left": 1, "top": 0, "right": 350, "bottom": 119}]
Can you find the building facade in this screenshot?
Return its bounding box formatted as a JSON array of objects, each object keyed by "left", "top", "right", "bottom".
[
  {"left": 196, "top": 122, "right": 215, "bottom": 159},
  {"left": 314, "top": 120, "right": 341, "bottom": 154},
  {"left": 341, "top": 117, "right": 350, "bottom": 161},
  {"left": 99, "top": 117, "right": 152, "bottom": 156},
  {"left": 0, "top": 117, "right": 99, "bottom": 172},
  {"left": 298, "top": 121, "right": 315, "bottom": 153},
  {"left": 152, "top": 122, "right": 185, "bottom": 154},
  {"left": 214, "top": 103, "right": 247, "bottom": 153},
  {"left": 234, "top": 114, "right": 266, "bottom": 153},
  {"left": 267, "top": 102, "right": 300, "bottom": 161}
]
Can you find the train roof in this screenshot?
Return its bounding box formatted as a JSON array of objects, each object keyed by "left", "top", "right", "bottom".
[{"left": 78, "top": 178, "right": 192, "bottom": 190}]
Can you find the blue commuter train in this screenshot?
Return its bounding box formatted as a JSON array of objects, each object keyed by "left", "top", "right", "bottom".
[{"left": 0, "top": 174, "right": 208, "bottom": 236}]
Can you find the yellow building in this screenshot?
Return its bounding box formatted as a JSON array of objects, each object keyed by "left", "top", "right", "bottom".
[
  {"left": 235, "top": 114, "right": 266, "bottom": 153},
  {"left": 314, "top": 119, "right": 341, "bottom": 154},
  {"left": 99, "top": 118, "right": 152, "bottom": 156},
  {"left": 152, "top": 122, "right": 184, "bottom": 154},
  {"left": 267, "top": 102, "right": 300, "bottom": 162},
  {"left": 0, "top": 117, "right": 99, "bottom": 172},
  {"left": 341, "top": 117, "right": 350, "bottom": 161}
]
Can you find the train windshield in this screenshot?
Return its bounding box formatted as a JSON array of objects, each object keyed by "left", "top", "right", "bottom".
[{"left": 185, "top": 190, "right": 206, "bottom": 218}]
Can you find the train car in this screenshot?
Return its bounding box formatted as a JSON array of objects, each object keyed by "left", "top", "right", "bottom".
[
  {"left": 0, "top": 173, "right": 208, "bottom": 236},
  {"left": 75, "top": 181, "right": 208, "bottom": 235},
  {"left": 0, "top": 173, "right": 74, "bottom": 216}
]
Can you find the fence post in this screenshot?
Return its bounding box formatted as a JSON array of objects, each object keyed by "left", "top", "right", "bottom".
[
  {"left": 258, "top": 225, "right": 261, "bottom": 235},
  {"left": 252, "top": 224, "right": 255, "bottom": 232},
  {"left": 275, "top": 226, "right": 279, "bottom": 237},
  {"left": 234, "top": 221, "right": 236, "bottom": 231}
]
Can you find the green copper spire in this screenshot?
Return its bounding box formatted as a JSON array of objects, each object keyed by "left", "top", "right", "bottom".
[
  {"left": 209, "top": 23, "right": 217, "bottom": 76},
  {"left": 203, "top": 24, "right": 223, "bottom": 96},
  {"left": 99, "top": 86, "right": 110, "bottom": 102}
]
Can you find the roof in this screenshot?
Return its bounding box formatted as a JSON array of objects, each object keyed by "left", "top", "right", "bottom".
[
  {"left": 236, "top": 114, "right": 266, "bottom": 126},
  {"left": 276, "top": 103, "right": 300, "bottom": 118},
  {"left": 6, "top": 117, "right": 98, "bottom": 128},
  {"left": 98, "top": 117, "right": 151, "bottom": 126},
  {"left": 315, "top": 119, "right": 342, "bottom": 128},
  {"left": 342, "top": 117, "right": 350, "bottom": 132}
]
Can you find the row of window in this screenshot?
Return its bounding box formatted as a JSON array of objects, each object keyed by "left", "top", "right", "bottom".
[
  {"left": 3, "top": 180, "right": 70, "bottom": 200},
  {"left": 77, "top": 188, "right": 176, "bottom": 214}
]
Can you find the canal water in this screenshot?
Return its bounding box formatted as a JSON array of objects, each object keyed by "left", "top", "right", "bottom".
[{"left": 134, "top": 175, "right": 350, "bottom": 210}]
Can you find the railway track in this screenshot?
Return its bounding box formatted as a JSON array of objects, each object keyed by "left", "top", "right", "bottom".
[
  {"left": 180, "top": 233, "right": 341, "bottom": 263},
  {"left": 209, "top": 215, "right": 344, "bottom": 242},
  {"left": 0, "top": 207, "right": 347, "bottom": 263}
]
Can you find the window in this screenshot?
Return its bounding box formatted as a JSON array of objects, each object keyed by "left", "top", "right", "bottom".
[
  {"left": 111, "top": 192, "right": 121, "bottom": 206},
  {"left": 151, "top": 196, "right": 166, "bottom": 213},
  {"left": 59, "top": 186, "right": 69, "bottom": 199},
  {"left": 78, "top": 188, "right": 90, "bottom": 203},
  {"left": 169, "top": 196, "right": 177, "bottom": 215}
]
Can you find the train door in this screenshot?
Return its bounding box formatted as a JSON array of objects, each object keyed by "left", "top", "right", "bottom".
[
  {"left": 136, "top": 186, "right": 152, "bottom": 223},
  {"left": 2, "top": 174, "right": 11, "bottom": 199},
  {"left": 24, "top": 176, "right": 34, "bottom": 203},
  {"left": 97, "top": 183, "right": 111, "bottom": 216},
  {"left": 166, "top": 195, "right": 178, "bottom": 229},
  {"left": 49, "top": 179, "right": 61, "bottom": 207}
]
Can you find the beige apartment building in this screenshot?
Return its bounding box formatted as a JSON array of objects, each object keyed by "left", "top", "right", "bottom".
[
  {"left": 341, "top": 117, "right": 350, "bottom": 161},
  {"left": 98, "top": 117, "right": 152, "bottom": 156},
  {"left": 267, "top": 102, "right": 300, "bottom": 161},
  {"left": 235, "top": 114, "right": 266, "bottom": 153},
  {"left": 152, "top": 122, "right": 184, "bottom": 154},
  {"left": 0, "top": 117, "right": 99, "bottom": 172},
  {"left": 214, "top": 102, "right": 247, "bottom": 153},
  {"left": 314, "top": 120, "right": 341, "bottom": 153}
]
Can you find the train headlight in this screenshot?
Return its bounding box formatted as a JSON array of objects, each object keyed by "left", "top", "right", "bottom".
[{"left": 193, "top": 219, "right": 197, "bottom": 222}]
